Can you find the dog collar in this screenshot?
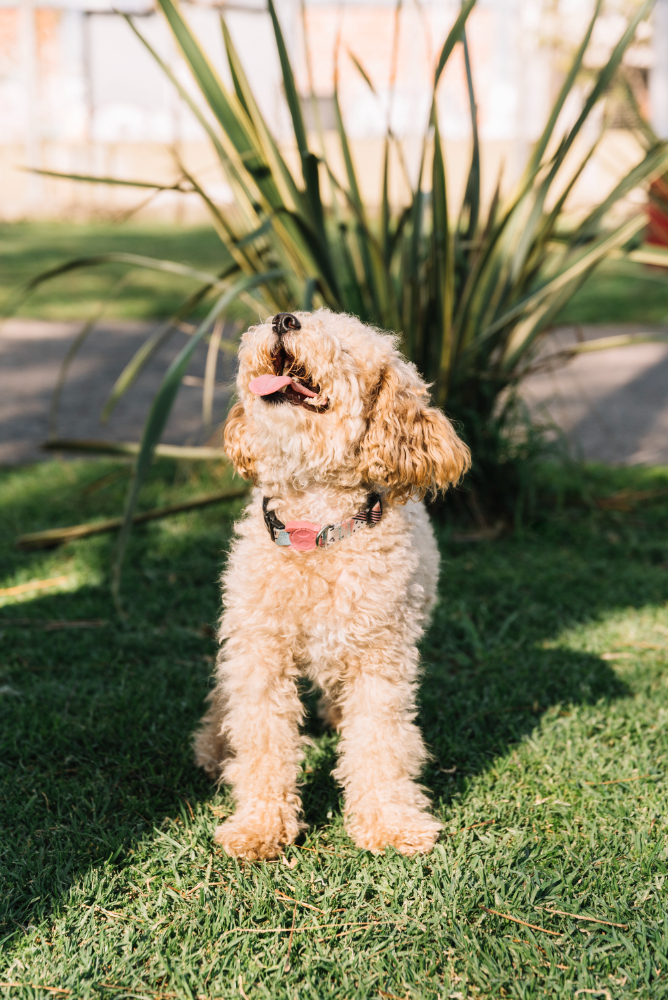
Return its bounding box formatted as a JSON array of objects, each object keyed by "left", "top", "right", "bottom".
[{"left": 262, "top": 494, "right": 382, "bottom": 552}]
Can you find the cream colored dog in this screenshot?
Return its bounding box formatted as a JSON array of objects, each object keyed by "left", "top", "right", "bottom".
[{"left": 194, "top": 309, "right": 471, "bottom": 859}]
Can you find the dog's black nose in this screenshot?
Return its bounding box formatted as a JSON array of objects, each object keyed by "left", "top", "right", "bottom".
[{"left": 272, "top": 312, "right": 301, "bottom": 338}]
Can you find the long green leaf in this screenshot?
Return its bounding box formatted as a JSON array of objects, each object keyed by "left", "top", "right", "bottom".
[
  {"left": 458, "top": 30, "right": 480, "bottom": 244},
  {"left": 433, "top": 0, "right": 477, "bottom": 91},
  {"left": 112, "top": 269, "right": 282, "bottom": 602},
  {"left": 218, "top": 16, "right": 335, "bottom": 295},
  {"left": 156, "top": 0, "right": 287, "bottom": 218},
  {"left": 525, "top": 0, "right": 601, "bottom": 178},
  {"left": 432, "top": 117, "right": 454, "bottom": 404},
  {"left": 49, "top": 276, "right": 129, "bottom": 438},
  {"left": 544, "top": 0, "right": 653, "bottom": 185},
  {"left": 332, "top": 90, "right": 384, "bottom": 318},
  {"left": 124, "top": 13, "right": 264, "bottom": 228},
  {"left": 3, "top": 252, "right": 233, "bottom": 321},
  {"left": 573, "top": 143, "right": 668, "bottom": 242},
  {"left": 24, "top": 166, "right": 187, "bottom": 191},
  {"left": 485, "top": 215, "right": 645, "bottom": 347},
  {"left": 266, "top": 0, "right": 309, "bottom": 167},
  {"left": 101, "top": 265, "right": 238, "bottom": 422}
]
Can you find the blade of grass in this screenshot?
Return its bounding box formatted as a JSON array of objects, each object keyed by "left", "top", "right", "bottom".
[{"left": 432, "top": 116, "right": 453, "bottom": 402}]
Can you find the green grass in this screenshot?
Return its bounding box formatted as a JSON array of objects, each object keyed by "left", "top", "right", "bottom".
[
  {"left": 1, "top": 459, "right": 668, "bottom": 999},
  {"left": 557, "top": 258, "right": 668, "bottom": 326},
  {"left": 3, "top": 222, "right": 668, "bottom": 326}
]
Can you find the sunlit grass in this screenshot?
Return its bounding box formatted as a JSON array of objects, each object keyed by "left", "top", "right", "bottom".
[
  {"left": 0, "top": 222, "right": 229, "bottom": 321},
  {"left": 1, "top": 459, "right": 667, "bottom": 998}
]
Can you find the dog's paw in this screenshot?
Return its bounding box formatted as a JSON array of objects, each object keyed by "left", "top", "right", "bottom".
[
  {"left": 213, "top": 809, "right": 300, "bottom": 860},
  {"left": 348, "top": 812, "right": 442, "bottom": 856}
]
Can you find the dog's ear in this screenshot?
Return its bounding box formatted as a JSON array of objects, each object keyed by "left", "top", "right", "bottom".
[
  {"left": 223, "top": 401, "right": 256, "bottom": 480},
  {"left": 358, "top": 359, "right": 471, "bottom": 503}
]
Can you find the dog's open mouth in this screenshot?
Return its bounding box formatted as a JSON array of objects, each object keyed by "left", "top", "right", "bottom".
[{"left": 248, "top": 347, "right": 329, "bottom": 411}]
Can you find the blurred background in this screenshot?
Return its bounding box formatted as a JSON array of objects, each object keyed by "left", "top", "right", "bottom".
[
  {"left": 1, "top": 0, "right": 660, "bottom": 221},
  {"left": 1, "top": 0, "right": 668, "bottom": 474}
]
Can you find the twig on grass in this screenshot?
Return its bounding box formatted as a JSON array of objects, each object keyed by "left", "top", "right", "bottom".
[
  {"left": 82, "top": 904, "right": 143, "bottom": 922},
  {"left": 17, "top": 486, "right": 250, "bottom": 550},
  {"left": 539, "top": 907, "right": 628, "bottom": 929},
  {"left": 0, "top": 575, "right": 69, "bottom": 597},
  {"left": 221, "top": 918, "right": 409, "bottom": 938},
  {"left": 96, "top": 986, "right": 177, "bottom": 998},
  {"left": 315, "top": 920, "right": 410, "bottom": 942},
  {"left": 0, "top": 985, "right": 70, "bottom": 995},
  {"left": 479, "top": 907, "right": 562, "bottom": 936},
  {"left": 584, "top": 774, "right": 651, "bottom": 786},
  {"left": 0, "top": 618, "right": 108, "bottom": 629},
  {"left": 43, "top": 438, "right": 229, "bottom": 461},
  {"left": 275, "top": 890, "right": 324, "bottom": 913},
  {"left": 238, "top": 975, "right": 250, "bottom": 1000},
  {"left": 284, "top": 905, "right": 298, "bottom": 972},
  {"left": 95, "top": 986, "right": 215, "bottom": 1000},
  {"left": 446, "top": 819, "right": 495, "bottom": 836}
]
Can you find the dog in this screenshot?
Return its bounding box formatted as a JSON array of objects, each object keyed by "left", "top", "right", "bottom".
[{"left": 194, "top": 309, "right": 471, "bottom": 858}]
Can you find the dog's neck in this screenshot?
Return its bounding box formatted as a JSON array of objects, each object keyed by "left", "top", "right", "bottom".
[{"left": 259, "top": 478, "right": 373, "bottom": 525}]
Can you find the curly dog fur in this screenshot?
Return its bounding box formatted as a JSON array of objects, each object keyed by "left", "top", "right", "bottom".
[{"left": 194, "top": 309, "right": 471, "bottom": 859}]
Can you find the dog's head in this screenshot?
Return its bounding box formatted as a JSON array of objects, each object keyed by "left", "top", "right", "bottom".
[{"left": 224, "top": 309, "right": 470, "bottom": 501}]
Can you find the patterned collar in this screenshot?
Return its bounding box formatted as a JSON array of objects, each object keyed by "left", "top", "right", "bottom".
[{"left": 262, "top": 494, "right": 382, "bottom": 552}]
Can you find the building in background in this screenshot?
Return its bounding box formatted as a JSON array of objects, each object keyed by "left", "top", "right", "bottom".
[{"left": 0, "top": 0, "right": 654, "bottom": 221}]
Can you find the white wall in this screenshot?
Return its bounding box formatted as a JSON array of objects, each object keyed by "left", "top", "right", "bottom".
[{"left": 0, "top": 0, "right": 653, "bottom": 220}]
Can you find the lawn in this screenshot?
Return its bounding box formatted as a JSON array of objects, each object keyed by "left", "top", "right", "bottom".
[
  {"left": 1, "top": 458, "right": 668, "bottom": 998},
  {"left": 0, "top": 223, "right": 230, "bottom": 322},
  {"left": 2, "top": 222, "right": 668, "bottom": 326}
]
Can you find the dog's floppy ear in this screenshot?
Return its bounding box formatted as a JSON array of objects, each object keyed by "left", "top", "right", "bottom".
[
  {"left": 358, "top": 358, "right": 471, "bottom": 503},
  {"left": 223, "top": 401, "right": 256, "bottom": 480}
]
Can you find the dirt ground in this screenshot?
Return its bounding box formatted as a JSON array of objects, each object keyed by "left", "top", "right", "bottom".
[{"left": 1, "top": 319, "right": 667, "bottom": 467}]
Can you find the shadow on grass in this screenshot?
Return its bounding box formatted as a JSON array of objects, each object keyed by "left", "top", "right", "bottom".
[{"left": 2, "top": 470, "right": 667, "bottom": 931}]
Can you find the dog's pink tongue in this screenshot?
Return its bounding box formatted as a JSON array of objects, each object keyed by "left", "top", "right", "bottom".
[{"left": 249, "top": 374, "right": 318, "bottom": 397}]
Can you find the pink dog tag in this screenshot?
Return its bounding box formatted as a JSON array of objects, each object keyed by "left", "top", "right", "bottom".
[{"left": 284, "top": 521, "right": 321, "bottom": 551}]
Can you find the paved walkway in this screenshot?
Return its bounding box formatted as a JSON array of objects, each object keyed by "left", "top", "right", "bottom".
[
  {"left": 522, "top": 324, "right": 668, "bottom": 466},
  {"left": 0, "top": 318, "right": 235, "bottom": 466},
  {"left": 1, "top": 319, "right": 667, "bottom": 467}
]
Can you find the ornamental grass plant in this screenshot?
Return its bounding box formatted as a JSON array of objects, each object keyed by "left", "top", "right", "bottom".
[{"left": 15, "top": 0, "right": 668, "bottom": 593}]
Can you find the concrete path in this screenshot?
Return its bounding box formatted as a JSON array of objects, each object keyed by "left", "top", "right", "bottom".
[
  {"left": 522, "top": 324, "right": 668, "bottom": 466},
  {"left": 0, "top": 319, "right": 235, "bottom": 466},
  {"left": 1, "top": 319, "right": 667, "bottom": 467}
]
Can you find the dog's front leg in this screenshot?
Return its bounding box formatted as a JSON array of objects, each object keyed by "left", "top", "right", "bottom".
[
  {"left": 212, "top": 631, "right": 304, "bottom": 860},
  {"left": 333, "top": 655, "right": 441, "bottom": 856}
]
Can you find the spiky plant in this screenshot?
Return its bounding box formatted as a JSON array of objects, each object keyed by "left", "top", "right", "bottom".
[{"left": 17, "top": 0, "right": 668, "bottom": 595}]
